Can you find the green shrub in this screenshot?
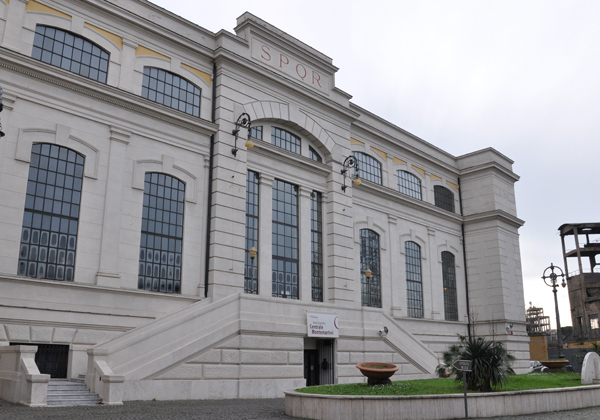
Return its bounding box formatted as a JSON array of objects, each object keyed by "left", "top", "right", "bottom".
[{"left": 437, "top": 335, "right": 515, "bottom": 392}]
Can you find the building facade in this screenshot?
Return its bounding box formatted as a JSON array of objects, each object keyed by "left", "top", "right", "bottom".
[{"left": 0, "top": 0, "right": 528, "bottom": 403}]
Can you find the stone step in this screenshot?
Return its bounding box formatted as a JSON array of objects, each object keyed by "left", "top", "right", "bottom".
[
  {"left": 47, "top": 398, "right": 102, "bottom": 406},
  {"left": 48, "top": 390, "right": 92, "bottom": 396},
  {"left": 47, "top": 392, "right": 101, "bottom": 400},
  {"left": 46, "top": 378, "right": 101, "bottom": 406}
]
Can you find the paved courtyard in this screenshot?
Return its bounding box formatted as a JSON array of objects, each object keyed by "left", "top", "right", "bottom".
[{"left": 1, "top": 398, "right": 600, "bottom": 419}]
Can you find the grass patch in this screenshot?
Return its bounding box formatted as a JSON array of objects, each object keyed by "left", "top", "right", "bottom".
[{"left": 297, "top": 373, "right": 586, "bottom": 396}]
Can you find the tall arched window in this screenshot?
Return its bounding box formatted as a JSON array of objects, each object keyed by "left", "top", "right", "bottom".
[
  {"left": 272, "top": 179, "right": 299, "bottom": 299},
  {"left": 405, "top": 241, "right": 423, "bottom": 318},
  {"left": 397, "top": 170, "right": 422, "bottom": 199},
  {"left": 434, "top": 185, "right": 455, "bottom": 212},
  {"left": 18, "top": 144, "right": 84, "bottom": 281},
  {"left": 360, "top": 229, "right": 381, "bottom": 308},
  {"left": 138, "top": 173, "right": 185, "bottom": 294},
  {"left": 142, "top": 67, "right": 201, "bottom": 117},
  {"left": 32, "top": 25, "right": 110, "bottom": 83},
  {"left": 442, "top": 251, "right": 458, "bottom": 321},
  {"left": 353, "top": 152, "right": 382, "bottom": 185}
]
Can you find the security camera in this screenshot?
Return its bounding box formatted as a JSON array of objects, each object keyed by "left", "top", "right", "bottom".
[{"left": 379, "top": 326, "right": 388, "bottom": 336}]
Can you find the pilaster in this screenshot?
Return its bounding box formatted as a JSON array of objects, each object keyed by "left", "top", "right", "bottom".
[
  {"left": 118, "top": 38, "right": 138, "bottom": 92},
  {"left": 298, "top": 186, "right": 312, "bottom": 301},
  {"left": 1, "top": 0, "right": 28, "bottom": 51},
  {"left": 96, "top": 127, "right": 130, "bottom": 287},
  {"left": 257, "top": 173, "right": 273, "bottom": 298}
]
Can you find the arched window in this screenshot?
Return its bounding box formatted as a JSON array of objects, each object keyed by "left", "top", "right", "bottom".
[
  {"left": 405, "top": 241, "right": 423, "bottom": 318},
  {"left": 397, "top": 170, "right": 422, "bottom": 199},
  {"left": 434, "top": 185, "right": 455, "bottom": 212},
  {"left": 142, "top": 67, "right": 201, "bottom": 117},
  {"left": 360, "top": 229, "right": 381, "bottom": 308},
  {"left": 138, "top": 173, "right": 185, "bottom": 294},
  {"left": 353, "top": 152, "right": 382, "bottom": 185},
  {"left": 18, "top": 144, "right": 84, "bottom": 281},
  {"left": 309, "top": 146, "right": 322, "bottom": 163},
  {"left": 442, "top": 251, "right": 458, "bottom": 321},
  {"left": 271, "top": 127, "right": 301, "bottom": 154},
  {"left": 32, "top": 25, "right": 109, "bottom": 83}
]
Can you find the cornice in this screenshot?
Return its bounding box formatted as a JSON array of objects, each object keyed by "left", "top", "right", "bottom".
[
  {"left": 458, "top": 161, "right": 520, "bottom": 183},
  {"left": 0, "top": 48, "right": 219, "bottom": 137},
  {"left": 463, "top": 210, "right": 525, "bottom": 229},
  {"left": 351, "top": 119, "right": 459, "bottom": 175},
  {"left": 352, "top": 180, "right": 464, "bottom": 225}
]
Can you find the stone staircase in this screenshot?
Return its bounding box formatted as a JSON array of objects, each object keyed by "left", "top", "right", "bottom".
[{"left": 47, "top": 375, "right": 102, "bottom": 406}]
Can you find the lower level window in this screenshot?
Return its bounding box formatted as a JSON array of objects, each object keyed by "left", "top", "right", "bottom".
[
  {"left": 138, "top": 173, "right": 185, "bottom": 294},
  {"left": 272, "top": 179, "right": 298, "bottom": 299}
]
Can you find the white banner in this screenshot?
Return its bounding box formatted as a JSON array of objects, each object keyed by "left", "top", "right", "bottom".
[{"left": 307, "top": 312, "right": 339, "bottom": 338}]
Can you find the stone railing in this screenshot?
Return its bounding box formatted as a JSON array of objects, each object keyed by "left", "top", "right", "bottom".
[{"left": 0, "top": 345, "right": 49, "bottom": 406}]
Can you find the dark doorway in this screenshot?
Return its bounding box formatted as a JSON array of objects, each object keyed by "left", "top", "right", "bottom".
[
  {"left": 304, "top": 349, "right": 319, "bottom": 386},
  {"left": 11, "top": 343, "right": 69, "bottom": 378},
  {"left": 317, "top": 339, "right": 334, "bottom": 386}
]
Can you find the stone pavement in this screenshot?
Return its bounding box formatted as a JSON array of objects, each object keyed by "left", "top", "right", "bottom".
[{"left": 1, "top": 398, "right": 600, "bottom": 419}]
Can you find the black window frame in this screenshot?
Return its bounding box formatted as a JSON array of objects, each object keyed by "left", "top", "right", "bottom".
[
  {"left": 406, "top": 241, "right": 424, "bottom": 318},
  {"left": 442, "top": 251, "right": 458, "bottom": 321},
  {"left": 18, "top": 143, "right": 84, "bottom": 282},
  {"left": 244, "top": 171, "right": 259, "bottom": 294},
  {"left": 272, "top": 179, "right": 299, "bottom": 299},
  {"left": 353, "top": 152, "right": 382, "bottom": 185},
  {"left": 434, "top": 185, "right": 455, "bottom": 213},
  {"left": 250, "top": 126, "right": 263, "bottom": 141},
  {"left": 397, "top": 170, "right": 422, "bottom": 200},
  {"left": 271, "top": 127, "right": 301, "bottom": 155},
  {"left": 32, "top": 25, "right": 110, "bottom": 83},
  {"left": 311, "top": 191, "right": 323, "bottom": 302},
  {"left": 360, "top": 229, "right": 381, "bottom": 308},
  {"left": 138, "top": 172, "right": 185, "bottom": 294},
  {"left": 142, "top": 67, "right": 201, "bottom": 117},
  {"left": 309, "top": 146, "right": 322, "bottom": 163}
]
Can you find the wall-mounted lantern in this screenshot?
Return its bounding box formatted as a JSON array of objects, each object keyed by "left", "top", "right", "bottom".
[
  {"left": 341, "top": 155, "right": 361, "bottom": 192},
  {"left": 231, "top": 112, "right": 254, "bottom": 156}
]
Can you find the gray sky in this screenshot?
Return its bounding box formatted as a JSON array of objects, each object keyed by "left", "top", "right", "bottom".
[{"left": 149, "top": 0, "right": 600, "bottom": 329}]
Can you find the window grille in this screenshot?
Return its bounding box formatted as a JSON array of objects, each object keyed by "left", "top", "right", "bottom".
[
  {"left": 142, "top": 67, "right": 201, "bottom": 117},
  {"left": 406, "top": 241, "right": 423, "bottom": 318},
  {"left": 309, "top": 146, "right": 322, "bottom": 163},
  {"left": 397, "top": 170, "right": 422, "bottom": 200},
  {"left": 138, "top": 173, "right": 185, "bottom": 294},
  {"left": 18, "top": 144, "right": 84, "bottom": 281},
  {"left": 32, "top": 25, "right": 109, "bottom": 83},
  {"left": 434, "top": 185, "right": 455, "bottom": 212},
  {"left": 272, "top": 179, "right": 298, "bottom": 299},
  {"left": 360, "top": 229, "right": 381, "bottom": 308},
  {"left": 311, "top": 191, "right": 323, "bottom": 302},
  {"left": 442, "top": 251, "right": 458, "bottom": 321},
  {"left": 353, "top": 152, "right": 382, "bottom": 185},
  {"left": 244, "top": 171, "right": 259, "bottom": 294},
  {"left": 250, "top": 126, "right": 263, "bottom": 140},
  {"left": 271, "top": 127, "right": 301, "bottom": 154}
]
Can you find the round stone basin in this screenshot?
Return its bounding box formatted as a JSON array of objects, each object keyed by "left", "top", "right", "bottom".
[
  {"left": 541, "top": 360, "right": 568, "bottom": 369},
  {"left": 356, "top": 362, "right": 398, "bottom": 385}
]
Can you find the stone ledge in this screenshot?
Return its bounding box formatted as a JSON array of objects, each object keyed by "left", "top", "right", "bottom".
[{"left": 285, "top": 385, "right": 600, "bottom": 420}]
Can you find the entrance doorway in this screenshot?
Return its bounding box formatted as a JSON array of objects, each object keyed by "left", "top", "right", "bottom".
[
  {"left": 304, "top": 338, "right": 335, "bottom": 386},
  {"left": 11, "top": 343, "right": 69, "bottom": 378}
]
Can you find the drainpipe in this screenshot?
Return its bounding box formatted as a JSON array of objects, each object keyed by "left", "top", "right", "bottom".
[
  {"left": 458, "top": 177, "right": 472, "bottom": 339},
  {"left": 204, "top": 62, "right": 217, "bottom": 298}
]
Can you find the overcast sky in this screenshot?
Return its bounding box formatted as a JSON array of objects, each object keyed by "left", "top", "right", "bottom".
[{"left": 149, "top": 0, "right": 600, "bottom": 329}]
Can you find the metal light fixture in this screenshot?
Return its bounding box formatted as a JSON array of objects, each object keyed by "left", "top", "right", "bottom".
[
  {"left": 341, "top": 155, "right": 360, "bottom": 192},
  {"left": 365, "top": 269, "right": 373, "bottom": 278},
  {"left": 0, "top": 86, "right": 5, "bottom": 138},
  {"left": 231, "top": 112, "right": 253, "bottom": 157},
  {"left": 249, "top": 246, "right": 257, "bottom": 260},
  {"left": 542, "top": 263, "right": 566, "bottom": 358},
  {"left": 379, "top": 326, "right": 388, "bottom": 337}
]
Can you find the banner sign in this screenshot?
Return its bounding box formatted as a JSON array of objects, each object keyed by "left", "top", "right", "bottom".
[{"left": 307, "top": 312, "right": 339, "bottom": 338}]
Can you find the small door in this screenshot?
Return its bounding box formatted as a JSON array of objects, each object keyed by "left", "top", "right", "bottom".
[
  {"left": 317, "top": 339, "right": 335, "bottom": 385},
  {"left": 11, "top": 343, "right": 69, "bottom": 378},
  {"left": 304, "top": 349, "right": 319, "bottom": 386}
]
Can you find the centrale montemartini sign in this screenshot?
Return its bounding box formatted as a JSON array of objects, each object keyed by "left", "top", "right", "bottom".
[{"left": 307, "top": 312, "right": 339, "bottom": 337}]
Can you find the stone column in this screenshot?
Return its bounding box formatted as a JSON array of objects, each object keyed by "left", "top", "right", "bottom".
[
  {"left": 427, "top": 227, "right": 441, "bottom": 320},
  {"left": 257, "top": 173, "right": 273, "bottom": 298},
  {"left": 298, "top": 185, "right": 312, "bottom": 301},
  {"left": 1, "top": 0, "right": 28, "bottom": 51},
  {"left": 96, "top": 127, "right": 130, "bottom": 287}
]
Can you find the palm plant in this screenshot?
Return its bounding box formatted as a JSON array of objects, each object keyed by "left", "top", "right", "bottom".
[{"left": 437, "top": 335, "right": 515, "bottom": 392}]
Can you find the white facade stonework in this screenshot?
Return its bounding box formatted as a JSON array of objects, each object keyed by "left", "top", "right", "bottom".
[{"left": 0, "top": 0, "right": 528, "bottom": 403}]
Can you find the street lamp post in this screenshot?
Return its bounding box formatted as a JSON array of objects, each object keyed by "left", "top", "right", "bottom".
[{"left": 541, "top": 263, "right": 566, "bottom": 359}]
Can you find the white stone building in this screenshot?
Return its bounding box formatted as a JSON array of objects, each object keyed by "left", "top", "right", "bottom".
[{"left": 0, "top": 0, "right": 528, "bottom": 404}]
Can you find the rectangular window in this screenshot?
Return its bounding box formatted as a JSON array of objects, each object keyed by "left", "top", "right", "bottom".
[
  {"left": 245, "top": 171, "right": 259, "bottom": 294},
  {"left": 311, "top": 191, "right": 323, "bottom": 302},
  {"left": 272, "top": 179, "right": 298, "bottom": 299},
  {"left": 406, "top": 241, "right": 423, "bottom": 318},
  {"left": 590, "top": 315, "right": 599, "bottom": 330}
]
